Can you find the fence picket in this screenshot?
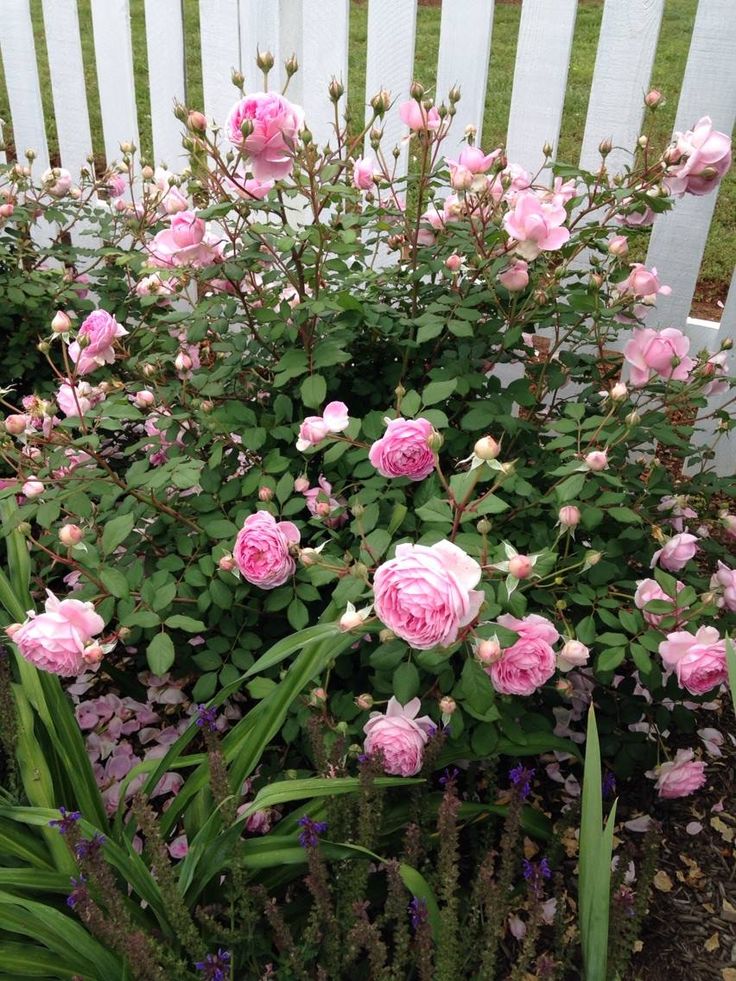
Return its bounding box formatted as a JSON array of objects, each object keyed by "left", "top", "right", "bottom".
[
  {"left": 295, "top": 0, "right": 349, "bottom": 148},
  {"left": 435, "top": 0, "right": 494, "bottom": 162},
  {"left": 645, "top": 0, "right": 736, "bottom": 331},
  {"left": 89, "top": 0, "right": 139, "bottom": 168},
  {"left": 0, "top": 0, "right": 49, "bottom": 173},
  {"left": 506, "top": 0, "right": 578, "bottom": 174},
  {"left": 364, "top": 0, "right": 417, "bottom": 176},
  {"left": 199, "top": 0, "right": 241, "bottom": 126},
  {"left": 239, "top": 0, "right": 283, "bottom": 92},
  {"left": 40, "top": 0, "right": 92, "bottom": 177},
  {"left": 579, "top": 0, "right": 664, "bottom": 175},
  {"left": 144, "top": 0, "right": 187, "bottom": 169}
]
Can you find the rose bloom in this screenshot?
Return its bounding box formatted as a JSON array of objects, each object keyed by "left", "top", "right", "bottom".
[
  {"left": 368, "top": 417, "right": 436, "bottom": 481},
  {"left": 42, "top": 167, "right": 72, "bottom": 198},
  {"left": 502, "top": 191, "right": 570, "bottom": 260},
  {"left": 498, "top": 260, "right": 529, "bottom": 292},
  {"left": 226, "top": 92, "right": 305, "bottom": 180},
  {"left": 649, "top": 749, "right": 706, "bottom": 799},
  {"left": 623, "top": 327, "right": 694, "bottom": 386},
  {"left": 634, "top": 578, "right": 688, "bottom": 627},
  {"left": 619, "top": 263, "right": 668, "bottom": 300},
  {"left": 233, "top": 511, "right": 300, "bottom": 589},
  {"left": 557, "top": 639, "right": 590, "bottom": 672},
  {"left": 363, "top": 696, "right": 435, "bottom": 776},
  {"left": 710, "top": 561, "right": 736, "bottom": 613},
  {"left": 151, "top": 167, "right": 189, "bottom": 214},
  {"left": 303, "top": 474, "right": 347, "bottom": 528},
  {"left": 659, "top": 625, "right": 727, "bottom": 695},
  {"left": 9, "top": 591, "right": 105, "bottom": 676},
  {"left": 57, "top": 381, "right": 106, "bottom": 418},
  {"left": 352, "top": 156, "right": 376, "bottom": 191},
  {"left": 584, "top": 449, "right": 608, "bottom": 471},
  {"left": 558, "top": 505, "right": 581, "bottom": 530},
  {"left": 296, "top": 401, "right": 349, "bottom": 451},
  {"left": 68, "top": 310, "right": 128, "bottom": 375},
  {"left": 488, "top": 613, "right": 559, "bottom": 695},
  {"left": 399, "top": 100, "right": 440, "bottom": 132},
  {"left": 665, "top": 116, "right": 732, "bottom": 196},
  {"left": 608, "top": 234, "right": 629, "bottom": 256},
  {"left": 148, "top": 210, "right": 223, "bottom": 269},
  {"left": 373, "top": 541, "right": 483, "bottom": 650},
  {"left": 651, "top": 532, "right": 698, "bottom": 572},
  {"left": 701, "top": 350, "right": 729, "bottom": 397}
]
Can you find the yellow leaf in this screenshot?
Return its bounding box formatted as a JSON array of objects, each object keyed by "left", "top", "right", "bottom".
[
  {"left": 653, "top": 870, "right": 673, "bottom": 892},
  {"left": 704, "top": 933, "right": 720, "bottom": 953}
]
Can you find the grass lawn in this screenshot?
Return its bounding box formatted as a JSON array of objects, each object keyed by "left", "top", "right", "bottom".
[{"left": 0, "top": 0, "right": 732, "bottom": 308}]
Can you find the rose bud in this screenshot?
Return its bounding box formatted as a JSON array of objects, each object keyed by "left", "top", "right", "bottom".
[
  {"left": 584, "top": 449, "right": 609, "bottom": 471},
  {"left": 476, "top": 637, "right": 502, "bottom": 665},
  {"left": 355, "top": 693, "right": 374, "bottom": 711},
  {"left": 339, "top": 608, "right": 364, "bottom": 631},
  {"left": 258, "top": 486, "right": 274, "bottom": 502},
  {"left": 508, "top": 554, "right": 533, "bottom": 579},
  {"left": 21, "top": 479, "right": 44, "bottom": 498},
  {"left": 294, "top": 475, "right": 310, "bottom": 493},
  {"left": 445, "top": 253, "right": 462, "bottom": 272},
  {"left": 439, "top": 696, "right": 457, "bottom": 716},
  {"left": 557, "top": 639, "right": 590, "bottom": 671},
  {"left": 558, "top": 505, "right": 581, "bottom": 529},
  {"left": 608, "top": 235, "right": 629, "bottom": 256},
  {"left": 218, "top": 553, "right": 236, "bottom": 572},
  {"left": 474, "top": 435, "right": 500, "bottom": 460},
  {"left": 610, "top": 382, "right": 628, "bottom": 400},
  {"left": 187, "top": 111, "right": 207, "bottom": 132},
  {"left": 644, "top": 89, "right": 663, "bottom": 108},
  {"left": 82, "top": 643, "right": 105, "bottom": 665},
  {"left": 59, "top": 524, "right": 84, "bottom": 547},
  {"left": 5, "top": 414, "right": 28, "bottom": 436},
  {"left": 133, "top": 389, "right": 155, "bottom": 409},
  {"left": 51, "top": 310, "right": 72, "bottom": 334}
]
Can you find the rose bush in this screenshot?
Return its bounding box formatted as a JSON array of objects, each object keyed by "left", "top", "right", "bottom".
[{"left": 0, "top": 69, "right": 734, "bottom": 978}]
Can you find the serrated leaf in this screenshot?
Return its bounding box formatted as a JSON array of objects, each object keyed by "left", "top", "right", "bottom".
[
  {"left": 147, "top": 633, "right": 175, "bottom": 673},
  {"left": 422, "top": 379, "right": 457, "bottom": 405},
  {"left": 100, "top": 568, "right": 129, "bottom": 599},
  {"left": 101, "top": 513, "right": 135, "bottom": 554}
]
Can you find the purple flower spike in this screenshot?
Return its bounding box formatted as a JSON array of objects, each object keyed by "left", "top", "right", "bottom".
[
  {"left": 195, "top": 949, "right": 231, "bottom": 980},
  {"left": 67, "top": 874, "right": 87, "bottom": 908},
  {"left": 74, "top": 832, "right": 106, "bottom": 860},
  {"left": 602, "top": 771, "right": 617, "bottom": 798},
  {"left": 297, "top": 815, "right": 328, "bottom": 848},
  {"left": 439, "top": 767, "right": 460, "bottom": 787},
  {"left": 196, "top": 703, "right": 218, "bottom": 732},
  {"left": 509, "top": 764, "right": 535, "bottom": 800},
  {"left": 408, "top": 897, "right": 428, "bottom": 931},
  {"left": 49, "top": 806, "right": 81, "bottom": 834}
]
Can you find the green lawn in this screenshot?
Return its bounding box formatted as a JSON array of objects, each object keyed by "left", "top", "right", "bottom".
[{"left": 0, "top": 0, "right": 732, "bottom": 306}]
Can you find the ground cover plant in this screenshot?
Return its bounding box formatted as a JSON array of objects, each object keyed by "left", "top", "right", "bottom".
[{"left": 0, "top": 61, "right": 734, "bottom": 979}]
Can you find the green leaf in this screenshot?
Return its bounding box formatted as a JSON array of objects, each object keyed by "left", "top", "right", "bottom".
[
  {"left": 597, "top": 648, "right": 626, "bottom": 671},
  {"left": 422, "top": 379, "right": 457, "bottom": 406},
  {"left": 301, "top": 374, "right": 327, "bottom": 409},
  {"left": 101, "top": 513, "right": 135, "bottom": 554},
  {"left": 100, "top": 568, "right": 129, "bottom": 599},
  {"left": 555, "top": 472, "right": 586, "bottom": 503},
  {"left": 122, "top": 609, "right": 160, "bottom": 628},
  {"left": 393, "top": 661, "right": 420, "bottom": 702},
  {"left": 164, "top": 615, "right": 207, "bottom": 632},
  {"left": 147, "top": 633, "right": 175, "bottom": 673},
  {"left": 727, "top": 637, "right": 736, "bottom": 714}
]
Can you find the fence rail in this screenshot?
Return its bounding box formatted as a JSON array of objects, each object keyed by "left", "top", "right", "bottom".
[{"left": 1, "top": 0, "right": 735, "bottom": 350}]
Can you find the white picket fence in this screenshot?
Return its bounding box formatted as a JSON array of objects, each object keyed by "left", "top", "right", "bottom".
[{"left": 0, "top": 0, "right": 735, "bottom": 468}]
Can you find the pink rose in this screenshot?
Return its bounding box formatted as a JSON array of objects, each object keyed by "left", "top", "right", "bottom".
[
  {"left": 701, "top": 350, "right": 729, "bottom": 396},
  {"left": 449, "top": 146, "right": 498, "bottom": 175},
  {"left": 148, "top": 211, "right": 223, "bottom": 269},
  {"left": 584, "top": 449, "right": 608, "bottom": 471},
  {"left": 502, "top": 191, "right": 570, "bottom": 260},
  {"left": 648, "top": 749, "right": 706, "bottom": 799},
  {"left": 634, "top": 578, "right": 688, "bottom": 627},
  {"left": 488, "top": 613, "right": 558, "bottom": 695},
  {"left": 608, "top": 235, "right": 629, "bottom": 256},
  {"left": 9, "top": 591, "right": 105, "bottom": 677},
  {"left": 723, "top": 513, "right": 736, "bottom": 539},
  {"left": 619, "top": 263, "right": 668, "bottom": 300},
  {"left": 557, "top": 639, "right": 590, "bottom": 672},
  {"left": 225, "top": 168, "right": 275, "bottom": 200},
  {"left": 558, "top": 505, "right": 581, "bottom": 530},
  {"left": 623, "top": 327, "right": 694, "bottom": 386},
  {"left": 42, "top": 167, "right": 72, "bottom": 198},
  {"left": 373, "top": 541, "right": 483, "bottom": 649},
  {"left": 303, "top": 474, "right": 347, "bottom": 528},
  {"left": 151, "top": 167, "right": 189, "bottom": 214},
  {"left": 107, "top": 173, "right": 126, "bottom": 199},
  {"left": 57, "top": 381, "right": 105, "bottom": 418},
  {"left": 659, "top": 626, "right": 727, "bottom": 695},
  {"left": 296, "top": 401, "right": 349, "bottom": 451},
  {"left": 710, "top": 561, "right": 736, "bottom": 613},
  {"left": 352, "top": 156, "right": 376, "bottom": 191},
  {"left": 233, "top": 511, "right": 300, "bottom": 589},
  {"left": 399, "top": 100, "right": 440, "bottom": 132},
  {"left": 651, "top": 532, "right": 698, "bottom": 572},
  {"left": 498, "top": 260, "right": 529, "bottom": 292},
  {"left": 665, "top": 116, "right": 732, "bottom": 196},
  {"left": 363, "top": 696, "right": 435, "bottom": 776},
  {"left": 68, "top": 310, "right": 128, "bottom": 375},
  {"left": 368, "top": 417, "right": 436, "bottom": 481},
  {"left": 226, "top": 92, "right": 305, "bottom": 180}
]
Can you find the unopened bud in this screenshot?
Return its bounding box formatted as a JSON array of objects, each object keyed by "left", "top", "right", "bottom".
[
  {"left": 120, "top": 141, "right": 135, "bottom": 155},
  {"left": 439, "top": 696, "right": 457, "bottom": 715},
  {"left": 299, "top": 548, "right": 321, "bottom": 567},
  {"left": 187, "top": 111, "right": 207, "bottom": 132},
  {"left": 558, "top": 505, "right": 581, "bottom": 529},
  {"left": 339, "top": 609, "right": 364, "bottom": 631},
  {"left": 427, "top": 429, "right": 444, "bottom": 452},
  {"left": 448, "top": 86, "right": 461, "bottom": 105},
  {"left": 477, "top": 518, "right": 492, "bottom": 535},
  {"left": 59, "top": 524, "right": 84, "bottom": 547},
  {"left": 644, "top": 89, "right": 663, "bottom": 108},
  {"left": 598, "top": 137, "right": 613, "bottom": 156},
  {"left": 721, "top": 337, "right": 733, "bottom": 351},
  {"left": 22, "top": 479, "right": 44, "bottom": 498},
  {"left": 585, "top": 550, "right": 603, "bottom": 566},
  {"left": 370, "top": 89, "right": 391, "bottom": 116},
  {"left": 133, "top": 389, "right": 155, "bottom": 409},
  {"left": 218, "top": 554, "right": 236, "bottom": 572},
  {"left": 409, "top": 81, "right": 425, "bottom": 101},
  {"left": 83, "top": 643, "right": 104, "bottom": 666},
  {"left": 256, "top": 49, "right": 275, "bottom": 73},
  {"left": 394, "top": 383, "right": 406, "bottom": 399},
  {"left": 700, "top": 590, "right": 717, "bottom": 606},
  {"left": 356, "top": 693, "right": 374, "bottom": 711},
  {"left": 174, "top": 350, "right": 192, "bottom": 373},
  {"left": 378, "top": 628, "right": 395, "bottom": 644},
  {"left": 301, "top": 128, "right": 312, "bottom": 145},
  {"left": 625, "top": 409, "right": 641, "bottom": 427},
  {"left": 638, "top": 135, "right": 649, "bottom": 149},
  {"left": 258, "top": 486, "right": 274, "bottom": 502},
  {"left": 351, "top": 562, "right": 369, "bottom": 580},
  {"left": 231, "top": 69, "right": 245, "bottom": 89},
  {"left": 309, "top": 687, "right": 327, "bottom": 706},
  {"left": 445, "top": 253, "right": 462, "bottom": 272},
  {"left": 508, "top": 554, "right": 533, "bottom": 579},
  {"left": 328, "top": 78, "right": 344, "bottom": 103},
  {"left": 5, "top": 414, "right": 28, "bottom": 436},
  {"left": 240, "top": 119, "right": 254, "bottom": 140},
  {"left": 542, "top": 141, "right": 553, "bottom": 158},
  {"left": 294, "top": 475, "right": 310, "bottom": 493},
  {"left": 555, "top": 678, "right": 574, "bottom": 697},
  {"left": 476, "top": 638, "right": 502, "bottom": 665},
  {"left": 285, "top": 54, "right": 299, "bottom": 77},
  {"left": 37, "top": 340, "right": 50, "bottom": 354}
]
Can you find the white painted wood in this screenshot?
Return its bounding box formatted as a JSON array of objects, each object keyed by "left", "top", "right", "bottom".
[
  {"left": 40, "top": 0, "right": 92, "bottom": 177},
  {"left": 144, "top": 0, "right": 187, "bottom": 169},
  {"left": 579, "top": 0, "right": 664, "bottom": 175},
  {"left": 199, "top": 0, "right": 242, "bottom": 127},
  {"left": 645, "top": 0, "right": 736, "bottom": 332},
  {"left": 364, "top": 0, "right": 417, "bottom": 177},
  {"left": 297, "top": 0, "right": 349, "bottom": 148},
  {"left": 0, "top": 0, "right": 49, "bottom": 173},
  {"left": 506, "top": 0, "right": 578, "bottom": 174},
  {"left": 239, "top": 0, "right": 282, "bottom": 92},
  {"left": 89, "top": 0, "right": 139, "bottom": 166},
  {"left": 435, "top": 0, "right": 494, "bottom": 162}
]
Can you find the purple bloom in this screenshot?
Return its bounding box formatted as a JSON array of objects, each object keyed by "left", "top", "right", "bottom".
[
  {"left": 74, "top": 832, "right": 106, "bottom": 860},
  {"left": 67, "top": 875, "right": 87, "bottom": 909},
  {"left": 297, "top": 815, "right": 328, "bottom": 848},
  {"left": 195, "top": 949, "right": 231, "bottom": 980},
  {"left": 509, "top": 764, "right": 535, "bottom": 799},
  {"left": 49, "top": 806, "right": 81, "bottom": 834},
  {"left": 408, "top": 897, "right": 428, "bottom": 931},
  {"left": 196, "top": 704, "right": 218, "bottom": 732},
  {"left": 522, "top": 857, "right": 552, "bottom": 896},
  {"left": 602, "top": 771, "right": 617, "bottom": 798},
  {"left": 439, "top": 767, "right": 459, "bottom": 787}
]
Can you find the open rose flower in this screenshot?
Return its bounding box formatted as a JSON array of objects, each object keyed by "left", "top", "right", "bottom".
[
  {"left": 709, "top": 561, "right": 736, "bottom": 613},
  {"left": 148, "top": 210, "right": 223, "bottom": 268},
  {"left": 659, "top": 626, "right": 727, "bottom": 695},
  {"left": 634, "top": 578, "right": 688, "bottom": 627},
  {"left": 623, "top": 327, "right": 694, "bottom": 386},
  {"left": 56, "top": 381, "right": 106, "bottom": 418},
  {"left": 233, "top": 512, "right": 300, "bottom": 589},
  {"left": 226, "top": 92, "right": 304, "bottom": 180},
  {"left": 8, "top": 591, "right": 105, "bottom": 676},
  {"left": 665, "top": 116, "right": 732, "bottom": 196},
  {"left": 352, "top": 156, "right": 377, "bottom": 191},
  {"left": 651, "top": 532, "right": 698, "bottom": 571},
  {"left": 399, "top": 100, "right": 440, "bottom": 132},
  {"left": 296, "top": 401, "right": 349, "bottom": 451},
  {"left": 503, "top": 191, "right": 570, "bottom": 260},
  {"left": 488, "top": 614, "right": 559, "bottom": 695},
  {"left": 373, "top": 541, "right": 483, "bottom": 649},
  {"left": 303, "top": 474, "right": 347, "bottom": 528},
  {"left": 368, "top": 417, "right": 436, "bottom": 481},
  {"left": 68, "top": 310, "right": 128, "bottom": 376},
  {"left": 363, "top": 696, "right": 435, "bottom": 776},
  {"left": 647, "top": 749, "right": 706, "bottom": 799}
]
